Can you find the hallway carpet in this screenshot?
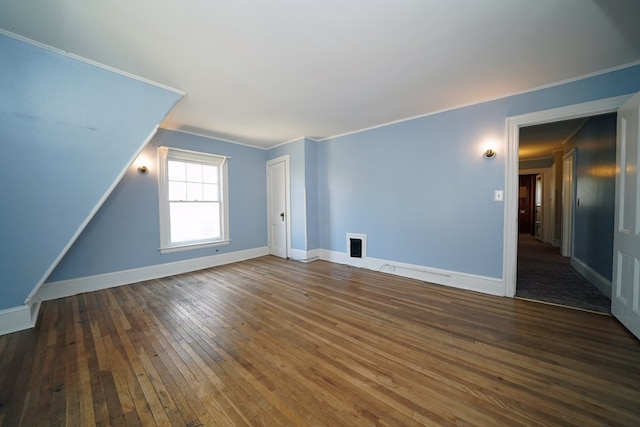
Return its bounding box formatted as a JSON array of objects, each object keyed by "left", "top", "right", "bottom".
[{"left": 516, "top": 234, "right": 612, "bottom": 314}]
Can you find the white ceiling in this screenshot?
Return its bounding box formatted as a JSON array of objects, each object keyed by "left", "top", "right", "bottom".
[{"left": 2, "top": 0, "right": 639, "bottom": 148}]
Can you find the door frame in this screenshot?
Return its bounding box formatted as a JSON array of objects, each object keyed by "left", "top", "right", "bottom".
[
  {"left": 266, "top": 155, "right": 292, "bottom": 258},
  {"left": 503, "top": 95, "right": 631, "bottom": 297},
  {"left": 561, "top": 149, "right": 576, "bottom": 257},
  {"left": 519, "top": 168, "right": 552, "bottom": 243}
]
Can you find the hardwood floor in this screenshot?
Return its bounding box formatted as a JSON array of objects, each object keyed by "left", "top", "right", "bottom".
[{"left": 1, "top": 257, "right": 639, "bottom": 426}]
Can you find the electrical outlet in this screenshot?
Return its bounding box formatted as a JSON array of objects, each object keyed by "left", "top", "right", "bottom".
[{"left": 494, "top": 190, "right": 504, "bottom": 202}]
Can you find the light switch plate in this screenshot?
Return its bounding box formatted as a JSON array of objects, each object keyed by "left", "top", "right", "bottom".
[{"left": 494, "top": 190, "right": 504, "bottom": 201}]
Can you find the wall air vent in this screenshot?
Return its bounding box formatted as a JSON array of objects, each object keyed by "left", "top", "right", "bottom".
[
  {"left": 350, "top": 238, "right": 362, "bottom": 258},
  {"left": 346, "top": 233, "right": 367, "bottom": 259}
]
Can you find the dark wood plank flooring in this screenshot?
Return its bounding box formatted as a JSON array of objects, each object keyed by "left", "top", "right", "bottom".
[{"left": 1, "top": 256, "right": 639, "bottom": 426}]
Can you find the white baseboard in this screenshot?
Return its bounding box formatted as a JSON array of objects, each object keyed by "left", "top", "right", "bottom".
[
  {"left": 36, "top": 246, "right": 269, "bottom": 303},
  {"left": 289, "top": 248, "right": 321, "bottom": 262},
  {"left": 318, "top": 250, "right": 504, "bottom": 296},
  {"left": 570, "top": 257, "right": 612, "bottom": 299},
  {"left": 0, "top": 300, "right": 40, "bottom": 335},
  {"left": 4, "top": 245, "right": 503, "bottom": 336}
]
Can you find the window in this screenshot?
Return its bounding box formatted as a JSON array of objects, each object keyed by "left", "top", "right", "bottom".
[{"left": 158, "top": 147, "right": 229, "bottom": 253}]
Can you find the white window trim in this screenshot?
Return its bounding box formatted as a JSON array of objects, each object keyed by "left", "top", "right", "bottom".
[{"left": 157, "top": 146, "right": 230, "bottom": 254}]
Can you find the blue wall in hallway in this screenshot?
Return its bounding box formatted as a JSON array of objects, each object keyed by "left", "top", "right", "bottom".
[{"left": 571, "top": 114, "right": 617, "bottom": 280}]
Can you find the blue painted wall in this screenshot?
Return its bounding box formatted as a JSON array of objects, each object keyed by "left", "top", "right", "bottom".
[
  {"left": 23, "top": 52, "right": 640, "bottom": 299},
  {"left": 47, "top": 130, "right": 267, "bottom": 281},
  {"left": 318, "top": 106, "right": 506, "bottom": 277},
  {"left": 305, "top": 138, "right": 319, "bottom": 251},
  {"left": 0, "top": 34, "right": 181, "bottom": 310},
  {"left": 319, "top": 65, "right": 640, "bottom": 278},
  {"left": 571, "top": 114, "right": 617, "bottom": 279}
]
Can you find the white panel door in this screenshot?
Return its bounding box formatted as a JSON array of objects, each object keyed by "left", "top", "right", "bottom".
[
  {"left": 267, "top": 158, "right": 288, "bottom": 258},
  {"left": 612, "top": 91, "right": 640, "bottom": 339}
]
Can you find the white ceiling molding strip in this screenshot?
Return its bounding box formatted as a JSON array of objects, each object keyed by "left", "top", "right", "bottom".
[{"left": 0, "top": 29, "right": 185, "bottom": 96}]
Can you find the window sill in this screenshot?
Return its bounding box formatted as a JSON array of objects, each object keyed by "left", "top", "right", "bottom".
[{"left": 160, "top": 239, "right": 231, "bottom": 254}]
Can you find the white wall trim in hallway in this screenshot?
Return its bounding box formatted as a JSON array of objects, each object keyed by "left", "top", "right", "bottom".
[{"left": 571, "top": 257, "right": 612, "bottom": 299}]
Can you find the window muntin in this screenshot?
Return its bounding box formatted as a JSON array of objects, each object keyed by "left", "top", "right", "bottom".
[{"left": 158, "top": 147, "right": 229, "bottom": 253}]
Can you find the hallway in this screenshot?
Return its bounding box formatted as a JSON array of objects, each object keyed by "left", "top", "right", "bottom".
[{"left": 516, "top": 234, "right": 611, "bottom": 314}]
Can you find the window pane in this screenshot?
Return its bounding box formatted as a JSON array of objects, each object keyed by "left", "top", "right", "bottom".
[
  {"left": 170, "top": 202, "right": 220, "bottom": 243},
  {"left": 202, "top": 165, "right": 218, "bottom": 184},
  {"left": 203, "top": 183, "right": 218, "bottom": 201},
  {"left": 186, "top": 182, "right": 203, "bottom": 201},
  {"left": 186, "top": 162, "right": 202, "bottom": 182},
  {"left": 160, "top": 148, "right": 228, "bottom": 250},
  {"left": 168, "top": 161, "right": 186, "bottom": 181},
  {"left": 168, "top": 181, "right": 186, "bottom": 201}
]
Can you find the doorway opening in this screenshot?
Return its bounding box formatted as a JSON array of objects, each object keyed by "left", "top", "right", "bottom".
[
  {"left": 504, "top": 96, "right": 629, "bottom": 310},
  {"left": 514, "top": 117, "right": 614, "bottom": 313}
]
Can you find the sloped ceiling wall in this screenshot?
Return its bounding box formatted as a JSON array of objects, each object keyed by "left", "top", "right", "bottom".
[
  {"left": 0, "top": 33, "right": 182, "bottom": 310},
  {"left": 2, "top": 1, "right": 639, "bottom": 148}
]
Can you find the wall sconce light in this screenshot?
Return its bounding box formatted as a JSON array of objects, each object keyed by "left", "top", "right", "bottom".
[
  {"left": 483, "top": 148, "right": 496, "bottom": 159},
  {"left": 135, "top": 153, "right": 149, "bottom": 174}
]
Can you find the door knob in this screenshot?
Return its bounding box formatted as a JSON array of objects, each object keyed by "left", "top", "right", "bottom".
[{"left": 280, "top": 212, "right": 285, "bottom": 221}]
